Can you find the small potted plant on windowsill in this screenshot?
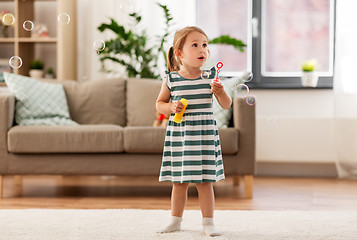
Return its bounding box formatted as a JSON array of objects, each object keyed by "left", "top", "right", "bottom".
[
  {"left": 301, "top": 59, "right": 318, "bottom": 87},
  {"left": 29, "top": 59, "right": 44, "bottom": 79}
]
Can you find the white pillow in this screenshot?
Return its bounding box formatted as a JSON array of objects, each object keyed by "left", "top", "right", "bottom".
[
  {"left": 212, "top": 77, "right": 241, "bottom": 128},
  {"left": 4, "top": 72, "right": 78, "bottom": 126}
]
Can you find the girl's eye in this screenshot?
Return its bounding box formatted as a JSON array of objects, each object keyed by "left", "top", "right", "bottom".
[
  {"left": 203, "top": 43, "right": 207, "bottom": 48},
  {"left": 192, "top": 43, "right": 198, "bottom": 47}
]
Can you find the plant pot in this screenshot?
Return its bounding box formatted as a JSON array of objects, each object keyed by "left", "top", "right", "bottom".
[
  {"left": 44, "top": 73, "right": 55, "bottom": 79},
  {"left": 29, "top": 69, "right": 43, "bottom": 79},
  {"left": 301, "top": 72, "right": 318, "bottom": 87}
]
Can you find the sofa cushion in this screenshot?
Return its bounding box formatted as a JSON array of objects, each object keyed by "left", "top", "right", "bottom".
[
  {"left": 126, "top": 78, "right": 162, "bottom": 126},
  {"left": 3, "top": 72, "right": 78, "bottom": 126},
  {"left": 124, "top": 126, "right": 166, "bottom": 153},
  {"left": 8, "top": 125, "right": 124, "bottom": 153},
  {"left": 60, "top": 78, "right": 126, "bottom": 126},
  {"left": 123, "top": 126, "right": 238, "bottom": 154}
]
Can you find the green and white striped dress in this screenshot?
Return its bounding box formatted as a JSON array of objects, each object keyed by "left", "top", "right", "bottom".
[{"left": 159, "top": 67, "right": 225, "bottom": 183}]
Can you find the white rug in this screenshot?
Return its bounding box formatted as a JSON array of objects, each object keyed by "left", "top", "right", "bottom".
[{"left": 0, "top": 209, "right": 357, "bottom": 240}]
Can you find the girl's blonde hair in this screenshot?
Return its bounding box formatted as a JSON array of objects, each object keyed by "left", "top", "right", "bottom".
[{"left": 167, "top": 26, "right": 208, "bottom": 72}]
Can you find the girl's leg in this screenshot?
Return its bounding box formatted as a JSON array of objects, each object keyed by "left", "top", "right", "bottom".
[
  {"left": 171, "top": 182, "right": 189, "bottom": 217},
  {"left": 195, "top": 182, "right": 214, "bottom": 217},
  {"left": 195, "top": 182, "right": 220, "bottom": 237},
  {"left": 157, "top": 183, "right": 189, "bottom": 233}
]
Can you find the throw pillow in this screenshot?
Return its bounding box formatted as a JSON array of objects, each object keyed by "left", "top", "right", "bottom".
[
  {"left": 4, "top": 72, "right": 78, "bottom": 126},
  {"left": 59, "top": 78, "right": 126, "bottom": 126},
  {"left": 212, "top": 77, "right": 242, "bottom": 128}
]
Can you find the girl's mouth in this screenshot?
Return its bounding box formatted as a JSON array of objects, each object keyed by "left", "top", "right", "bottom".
[{"left": 198, "top": 57, "right": 205, "bottom": 60}]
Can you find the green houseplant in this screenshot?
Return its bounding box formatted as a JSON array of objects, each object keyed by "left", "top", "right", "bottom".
[
  {"left": 45, "top": 67, "right": 55, "bottom": 79},
  {"left": 29, "top": 59, "right": 44, "bottom": 79},
  {"left": 97, "top": 3, "right": 246, "bottom": 79},
  {"left": 301, "top": 59, "right": 318, "bottom": 87},
  {"left": 97, "top": 3, "right": 174, "bottom": 79},
  {"left": 302, "top": 59, "right": 316, "bottom": 72}
]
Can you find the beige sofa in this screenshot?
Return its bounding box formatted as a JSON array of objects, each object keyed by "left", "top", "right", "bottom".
[{"left": 0, "top": 77, "right": 256, "bottom": 198}]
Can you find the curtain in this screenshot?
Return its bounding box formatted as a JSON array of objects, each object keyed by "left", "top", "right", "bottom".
[
  {"left": 334, "top": 0, "right": 357, "bottom": 178},
  {"left": 77, "top": 0, "right": 134, "bottom": 81}
]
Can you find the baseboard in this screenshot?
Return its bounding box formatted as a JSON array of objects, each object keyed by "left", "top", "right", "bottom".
[{"left": 256, "top": 161, "right": 338, "bottom": 178}]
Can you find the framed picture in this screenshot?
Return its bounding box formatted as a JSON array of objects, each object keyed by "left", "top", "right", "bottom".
[{"left": 0, "top": 58, "right": 11, "bottom": 83}]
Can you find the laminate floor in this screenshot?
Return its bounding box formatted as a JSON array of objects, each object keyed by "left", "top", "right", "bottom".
[{"left": 1, "top": 175, "right": 357, "bottom": 210}]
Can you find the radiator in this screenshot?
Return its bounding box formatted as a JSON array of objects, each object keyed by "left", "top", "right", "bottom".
[{"left": 256, "top": 117, "right": 337, "bottom": 163}]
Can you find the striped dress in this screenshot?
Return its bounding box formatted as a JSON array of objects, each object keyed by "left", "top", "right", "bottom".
[{"left": 159, "top": 67, "right": 225, "bottom": 183}]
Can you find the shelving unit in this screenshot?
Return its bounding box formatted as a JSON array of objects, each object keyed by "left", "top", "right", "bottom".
[{"left": 0, "top": 0, "right": 77, "bottom": 86}]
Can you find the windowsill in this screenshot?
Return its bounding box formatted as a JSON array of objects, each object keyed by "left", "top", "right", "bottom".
[
  {"left": 222, "top": 75, "right": 334, "bottom": 89},
  {"left": 246, "top": 82, "right": 333, "bottom": 90}
]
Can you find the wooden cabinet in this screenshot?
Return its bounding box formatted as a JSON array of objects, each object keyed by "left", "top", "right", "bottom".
[{"left": 0, "top": 0, "right": 77, "bottom": 86}]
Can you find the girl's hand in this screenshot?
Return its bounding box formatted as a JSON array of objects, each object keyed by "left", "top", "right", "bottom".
[
  {"left": 210, "top": 81, "right": 224, "bottom": 96},
  {"left": 171, "top": 101, "right": 184, "bottom": 113}
]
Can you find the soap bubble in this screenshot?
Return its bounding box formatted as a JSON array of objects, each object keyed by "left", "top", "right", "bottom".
[
  {"left": 93, "top": 40, "right": 105, "bottom": 54},
  {"left": 58, "top": 13, "right": 70, "bottom": 24},
  {"left": 241, "top": 71, "right": 253, "bottom": 83},
  {"left": 245, "top": 94, "right": 256, "bottom": 106},
  {"left": 9, "top": 56, "right": 23, "bottom": 69},
  {"left": 23, "top": 20, "right": 34, "bottom": 31},
  {"left": 235, "top": 84, "right": 249, "bottom": 98},
  {"left": 2, "top": 13, "right": 15, "bottom": 25},
  {"left": 201, "top": 70, "right": 211, "bottom": 79}
]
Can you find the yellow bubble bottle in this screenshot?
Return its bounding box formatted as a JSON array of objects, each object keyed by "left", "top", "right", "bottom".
[{"left": 173, "top": 98, "right": 188, "bottom": 123}]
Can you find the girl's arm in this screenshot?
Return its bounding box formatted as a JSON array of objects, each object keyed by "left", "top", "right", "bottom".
[
  {"left": 156, "top": 82, "right": 184, "bottom": 114},
  {"left": 210, "top": 82, "right": 232, "bottom": 109}
]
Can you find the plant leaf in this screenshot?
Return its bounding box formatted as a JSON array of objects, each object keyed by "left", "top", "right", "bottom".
[{"left": 209, "top": 35, "right": 247, "bottom": 51}]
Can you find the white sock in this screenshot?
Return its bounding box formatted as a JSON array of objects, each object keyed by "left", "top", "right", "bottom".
[
  {"left": 202, "top": 217, "right": 220, "bottom": 237},
  {"left": 157, "top": 216, "right": 182, "bottom": 233}
]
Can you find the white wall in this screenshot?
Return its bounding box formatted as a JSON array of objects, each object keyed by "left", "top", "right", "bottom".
[
  {"left": 77, "top": 0, "right": 128, "bottom": 81},
  {"left": 254, "top": 89, "right": 336, "bottom": 164}
]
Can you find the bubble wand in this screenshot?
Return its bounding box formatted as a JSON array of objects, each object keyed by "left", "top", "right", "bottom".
[{"left": 213, "top": 62, "right": 223, "bottom": 84}]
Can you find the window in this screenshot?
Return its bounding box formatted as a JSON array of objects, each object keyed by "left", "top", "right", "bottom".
[
  {"left": 196, "top": 0, "right": 252, "bottom": 77},
  {"left": 196, "top": 0, "right": 335, "bottom": 89}
]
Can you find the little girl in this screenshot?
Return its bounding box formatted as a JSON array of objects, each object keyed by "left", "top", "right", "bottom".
[{"left": 156, "top": 26, "right": 232, "bottom": 237}]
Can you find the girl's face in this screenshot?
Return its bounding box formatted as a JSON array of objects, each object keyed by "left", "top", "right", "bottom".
[{"left": 177, "top": 31, "right": 209, "bottom": 69}]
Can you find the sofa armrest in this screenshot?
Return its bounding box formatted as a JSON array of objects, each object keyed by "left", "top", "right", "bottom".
[
  {"left": 0, "top": 90, "right": 14, "bottom": 173},
  {"left": 0, "top": 91, "right": 15, "bottom": 130},
  {"left": 0, "top": 91, "right": 15, "bottom": 148},
  {"left": 232, "top": 97, "right": 256, "bottom": 174}
]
